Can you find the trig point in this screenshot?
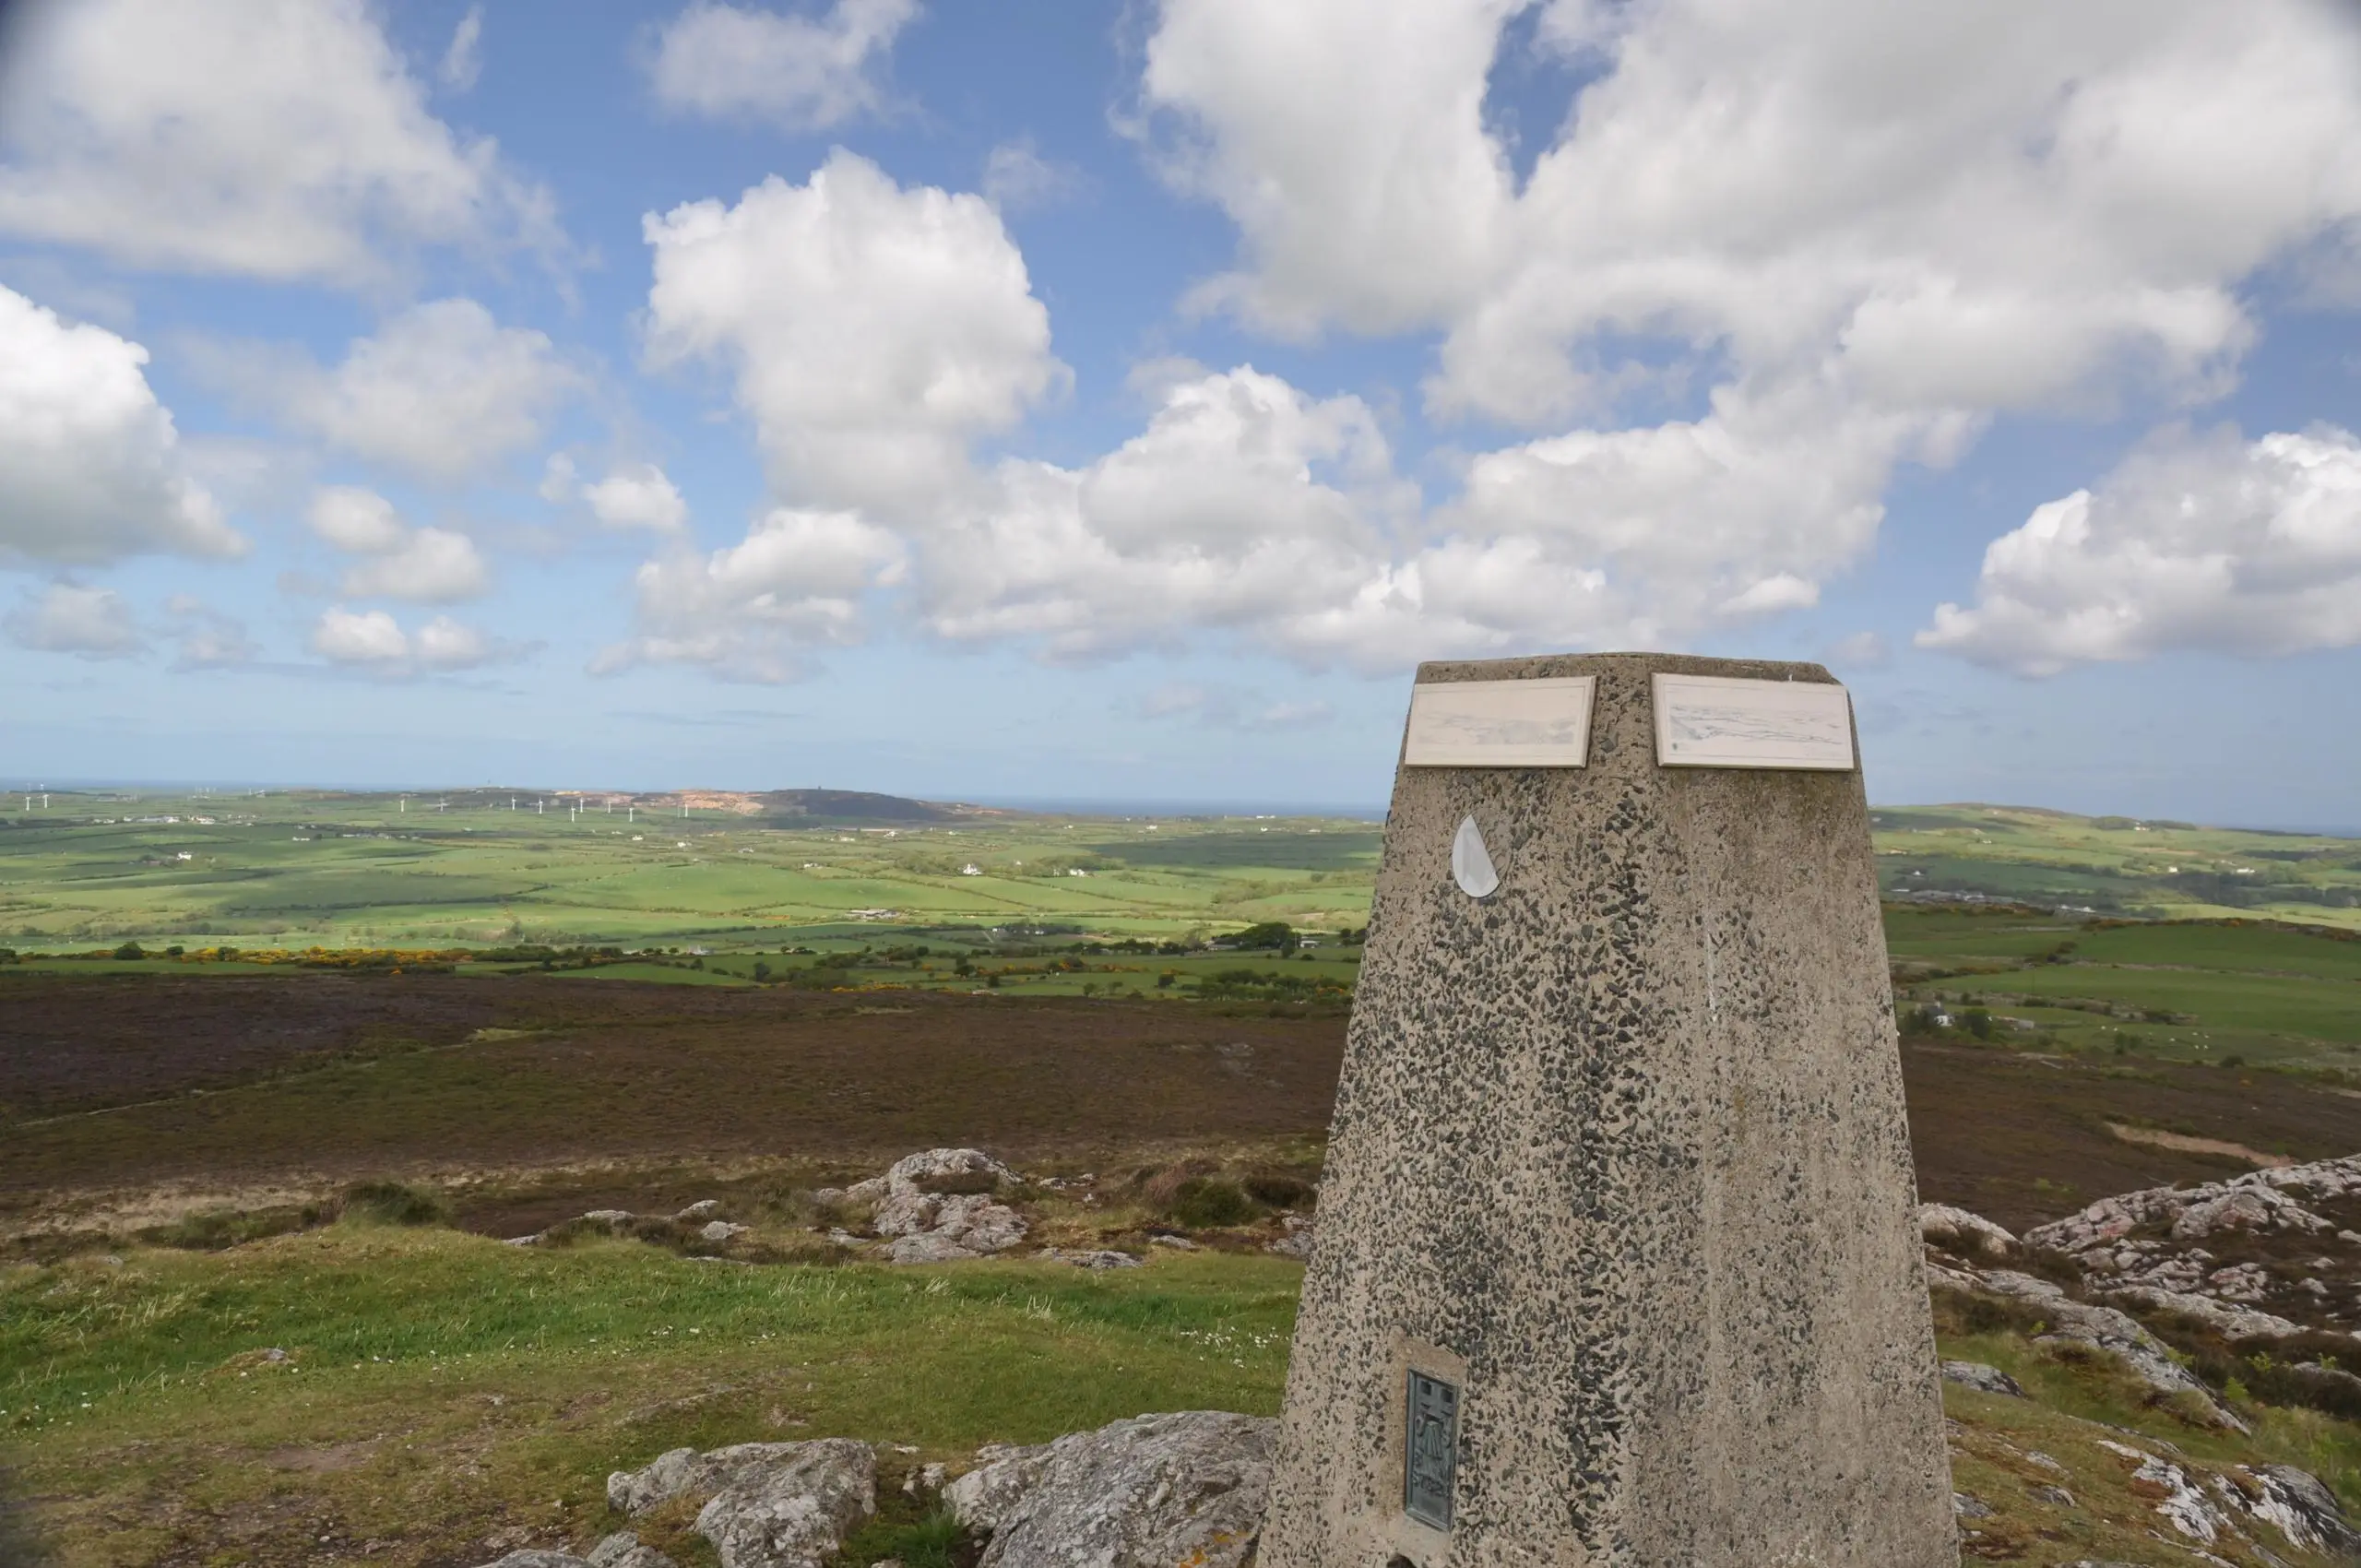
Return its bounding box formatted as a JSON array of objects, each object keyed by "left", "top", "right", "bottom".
[{"left": 1262, "top": 652, "right": 1953, "bottom": 1568}]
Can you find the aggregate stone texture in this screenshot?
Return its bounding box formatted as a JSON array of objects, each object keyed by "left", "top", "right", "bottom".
[{"left": 1259, "top": 651, "right": 1955, "bottom": 1568}]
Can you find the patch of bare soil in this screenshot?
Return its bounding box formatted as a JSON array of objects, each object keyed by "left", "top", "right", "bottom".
[
  {"left": 1900, "top": 1041, "right": 2361, "bottom": 1232},
  {"left": 9, "top": 975, "right": 2360, "bottom": 1244},
  {"left": 0, "top": 975, "right": 1347, "bottom": 1215}
]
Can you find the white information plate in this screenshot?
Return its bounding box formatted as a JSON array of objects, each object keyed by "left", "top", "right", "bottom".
[
  {"left": 1404, "top": 676, "right": 1595, "bottom": 767},
  {"left": 1654, "top": 673, "right": 1856, "bottom": 770}
]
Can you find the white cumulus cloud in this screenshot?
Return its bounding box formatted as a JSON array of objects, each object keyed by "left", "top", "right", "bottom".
[
  {"left": 597, "top": 507, "right": 907, "bottom": 683},
  {"left": 1919, "top": 424, "right": 2361, "bottom": 675},
  {"left": 306, "top": 486, "right": 408, "bottom": 553},
  {"left": 162, "top": 594, "right": 260, "bottom": 669},
  {"left": 311, "top": 606, "right": 511, "bottom": 671},
  {"left": 339, "top": 528, "right": 490, "bottom": 602},
  {"left": 0, "top": 284, "right": 243, "bottom": 566},
  {"left": 647, "top": 0, "right": 917, "bottom": 129},
  {"left": 0, "top": 0, "right": 563, "bottom": 287},
  {"left": 919, "top": 367, "right": 1420, "bottom": 663},
  {"left": 5, "top": 581, "right": 144, "bottom": 657},
  {"left": 586, "top": 464, "right": 691, "bottom": 534},
  {"left": 303, "top": 486, "right": 491, "bottom": 602},
  {"left": 1121, "top": 0, "right": 2361, "bottom": 656},
  {"left": 210, "top": 300, "right": 578, "bottom": 484},
  {"left": 643, "top": 151, "right": 1064, "bottom": 517}
]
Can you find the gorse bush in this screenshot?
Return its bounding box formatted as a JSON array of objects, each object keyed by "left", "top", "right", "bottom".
[
  {"left": 338, "top": 1181, "right": 450, "bottom": 1228},
  {"left": 1167, "top": 1178, "right": 1257, "bottom": 1229}
]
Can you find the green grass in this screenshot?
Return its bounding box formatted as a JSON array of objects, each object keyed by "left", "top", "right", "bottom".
[
  {"left": 0, "top": 790, "right": 1378, "bottom": 951},
  {"left": 2, "top": 1229, "right": 1299, "bottom": 1567}
]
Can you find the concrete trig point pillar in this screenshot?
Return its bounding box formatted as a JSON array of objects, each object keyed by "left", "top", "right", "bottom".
[{"left": 1262, "top": 652, "right": 1952, "bottom": 1568}]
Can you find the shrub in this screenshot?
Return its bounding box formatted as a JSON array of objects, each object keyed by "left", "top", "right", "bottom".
[
  {"left": 1168, "top": 1178, "right": 1258, "bottom": 1229},
  {"left": 1242, "top": 1173, "right": 1315, "bottom": 1209},
  {"left": 837, "top": 1506, "right": 970, "bottom": 1568},
  {"left": 338, "top": 1181, "right": 450, "bottom": 1228},
  {"left": 1229, "top": 921, "right": 1298, "bottom": 951},
  {"left": 113, "top": 941, "right": 146, "bottom": 960}
]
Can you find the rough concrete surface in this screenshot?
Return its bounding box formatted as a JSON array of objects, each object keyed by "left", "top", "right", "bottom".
[{"left": 1260, "top": 652, "right": 1954, "bottom": 1568}]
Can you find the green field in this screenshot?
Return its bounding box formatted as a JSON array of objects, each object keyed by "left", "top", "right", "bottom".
[
  {"left": 0, "top": 789, "right": 1380, "bottom": 950},
  {"left": 7, "top": 787, "right": 2361, "bottom": 1073}
]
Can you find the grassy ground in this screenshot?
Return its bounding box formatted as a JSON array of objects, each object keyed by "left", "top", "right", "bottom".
[
  {"left": 12, "top": 1222, "right": 2361, "bottom": 1568},
  {"left": 3, "top": 1228, "right": 1300, "bottom": 1568},
  {"left": 1886, "top": 904, "right": 2361, "bottom": 1074}
]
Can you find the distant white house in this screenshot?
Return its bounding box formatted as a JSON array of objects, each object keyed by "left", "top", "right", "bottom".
[{"left": 960, "top": 863, "right": 982, "bottom": 876}]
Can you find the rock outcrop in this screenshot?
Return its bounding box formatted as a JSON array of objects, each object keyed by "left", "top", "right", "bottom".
[
  {"left": 945, "top": 1411, "right": 1276, "bottom": 1568},
  {"left": 607, "top": 1439, "right": 874, "bottom": 1568},
  {"left": 846, "top": 1148, "right": 1027, "bottom": 1263},
  {"left": 1927, "top": 1264, "right": 2248, "bottom": 1431},
  {"left": 695, "top": 1439, "right": 875, "bottom": 1568},
  {"left": 1939, "top": 1360, "right": 2024, "bottom": 1397},
  {"left": 2026, "top": 1156, "right": 2361, "bottom": 1336}
]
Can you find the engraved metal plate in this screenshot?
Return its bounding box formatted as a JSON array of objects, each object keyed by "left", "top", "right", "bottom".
[
  {"left": 1403, "top": 676, "right": 1595, "bottom": 767},
  {"left": 1404, "top": 1370, "right": 1460, "bottom": 1530},
  {"left": 1652, "top": 673, "right": 1857, "bottom": 771}
]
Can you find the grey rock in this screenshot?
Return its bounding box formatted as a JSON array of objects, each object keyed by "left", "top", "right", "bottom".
[
  {"left": 2248, "top": 1464, "right": 2361, "bottom": 1555},
  {"left": 903, "top": 1461, "right": 949, "bottom": 1496},
  {"left": 700, "top": 1219, "right": 753, "bottom": 1243},
  {"left": 474, "top": 1554, "right": 587, "bottom": 1568},
  {"left": 857, "top": 1149, "right": 1026, "bottom": 1261},
  {"left": 1918, "top": 1203, "right": 2018, "bottom": 1260},
  {"left": 1939, "top": 1360, "right": 2024, "bottom": 1397},
  {"left": 1040, "top": 1249, "right": 1140, "bottom": 1269},
  {"left": 694, "top": 1437, "right": 875, "bottom": 1568},
  {"left": 587, "top": 1533, "right": 680, "bottom": 1568},
  {"left": 2099, "top": 1283, "right": 2308, "bottom": 1341},
  {"left": 945, "top": 1411, "right": 1275, "bottom": 1568},
  {"left": 886, "top": 1231, "right": 983, "bottom": 1265},
  {"left": 1265, "top": 1216, "right": 1313, "bottom": 1260},
  {"left": 581, "top": 1209, "right": 635, "bottom": 1229},
  {"left": 609, "top": 1442, "right": 830, "bottom": 1516},
  {"left": 1952, "top": 1492, "right": 1993, "bottom": 1519},
  {"left": 2030, "top": 1484, "right": 2075, "bottom": 1507},
  {"left": 1971, "top": 1270, "right": 2248, "bottom": 1431},
  {"left": 674, "top": 1200, "right": 725, "bottom": 1222}
]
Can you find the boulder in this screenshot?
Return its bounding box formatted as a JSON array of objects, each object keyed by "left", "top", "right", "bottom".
[
  {"left": 674, "top": 1200, "right": 724, "bottom": 1222},
  {"left": 1939, "top": 1360, "right": 2024, "bottom": 1397},
  {"left": 609, "top": 1442, "right": 837, "bottom": 1516},
  {"left": 587, "top": 1533, "right": 680, "bottom": 1568},
  {"left": 700, "top": 1220, "right": 753, "bottom": 1243},
  {"left": 474, "top": 1553, "right": 588, "bottom": 1568},
  {"left": 1039, "top": 1249, "right": 1141, "bottom": 1270},
  {"left": 855, "top": 1149, "right": 1027, "bottom": 1261},
  {"left": 694, "top": 1437, "right": 875, "bottom": 1568},
  {"left": 1917, "top": 1203, "right": 2017, "bottom": 1260},
  {"left": 2099, "top": 1284, "right": 2308, "bottom": 1342},
  {"left": 886, "top": 1232, "right": 982, "bottom": 1265},
  {"left": 2247, "top": 1464, "right": 2361, "bottom": 1555},
  {"left": 945, "top": 1411, "right": 1275, "bottom": 1568}
]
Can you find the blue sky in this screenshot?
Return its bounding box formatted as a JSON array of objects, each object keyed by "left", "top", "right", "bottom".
[{"left": 3, "top": 1, "right": 2359, "bottom": 824}]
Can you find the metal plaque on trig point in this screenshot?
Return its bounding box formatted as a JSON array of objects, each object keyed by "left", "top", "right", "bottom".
[
  {"left": 1653, "top": 672, "right": 1857, "bottom": 771},
  {"left": 1403, "top": 676, "right": 1594, "bottom": 767},
  {"left": 1404, "top": 1370, "right": 1460, "bottom": 1530}
]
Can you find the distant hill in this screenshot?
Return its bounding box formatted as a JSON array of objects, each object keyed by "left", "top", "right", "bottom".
[{"left": 753, "top": 789, "right": 1005, "bottom": 824}]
